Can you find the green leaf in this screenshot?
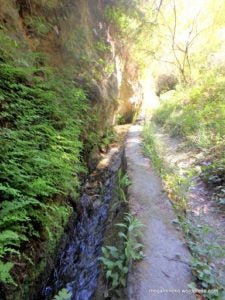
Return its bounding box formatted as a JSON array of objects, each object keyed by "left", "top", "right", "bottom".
[
  {"left": 0, "top": 261, "right": 16, "bottom": 285},
  {"left": 53, "top": 288, "right": 72, "bottom": 300},
  {"left": 106, "top": 270, "right": 112, "bottom": 279},
  {"left": 106, "top": 246, "right": 119, "bottom": 258},
  {"left": 118, "top": 231, "right": 127, "bottom": 239}
]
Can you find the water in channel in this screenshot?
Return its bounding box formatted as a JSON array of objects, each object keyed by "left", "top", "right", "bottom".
[{"left": 40, "top": 146, "right": 124, "bottom": 300}]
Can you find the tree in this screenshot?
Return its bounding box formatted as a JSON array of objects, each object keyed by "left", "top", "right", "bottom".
[{"left": 145, "top": 0, "right": 225, "bottom": 84}]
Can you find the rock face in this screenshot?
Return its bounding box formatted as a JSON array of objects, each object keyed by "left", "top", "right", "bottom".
[
  {"left": 0, "top": 1, "right": 143, "bottom": 298},
  {"left": 155, "top": 74, "right": 178, "bottom": 96},
  {"left": 0, "top": 0, "right": 142, "bottom": 129},
  {"left": 117, "top": 56, "right": 143, "bottom": 123}
]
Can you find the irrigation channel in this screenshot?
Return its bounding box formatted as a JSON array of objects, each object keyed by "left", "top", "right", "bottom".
[{"left": 38, "top": 127, "right": 128, "bottom": 300}]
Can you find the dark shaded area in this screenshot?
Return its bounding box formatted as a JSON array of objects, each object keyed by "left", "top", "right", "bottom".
[{"left": 37, "top": 147, "right": 124, "bottom": 300}]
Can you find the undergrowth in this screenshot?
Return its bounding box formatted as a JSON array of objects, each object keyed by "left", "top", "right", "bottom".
[
  {"left": 0, "top": 14, "right": 120, "bottom": 296},
  {"left": 153, "top": 69, "right": 224, "bottom": 137},
  {"left": 0, "top": 44, "right": 92, "bottom": 291},
  {"left": 152, "top": 67, "right": 225, "bottom": 210},
  {"left": 143, "top": 69, "right": 225, "bottom": 298},
  {"left": 143, "top": 122, "right": 225, "bottom": 299},
  {"left": 100, "top": 213, "right": 144, "bottom": 298},
  {"left": 152, "top": 67, "right": 225, "bottom": 158}
]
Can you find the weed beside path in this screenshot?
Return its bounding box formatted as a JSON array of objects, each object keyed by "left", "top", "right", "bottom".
[{"left": 143, "top": 122, "right": 225, "bottom": 299}]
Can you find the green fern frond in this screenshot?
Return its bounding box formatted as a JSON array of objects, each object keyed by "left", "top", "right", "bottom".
[{"left": 0, "top": 261, "right": 16, "bottom": 286}]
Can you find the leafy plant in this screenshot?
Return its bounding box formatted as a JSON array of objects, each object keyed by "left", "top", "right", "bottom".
[
  {"left": 152, "top": 70, "right": 225, "bottom": 152},
  {"left": 117, "top": 214, "right": 144, "bottom": 261},
  {"left": 0, "top": 261, "right": 15, "bottom": 286},
  {"left": 142, "top": 119, "right": 225, "bottom": 297},
  {"left": 100, "top": 127, "right": 115, "bottom": 149},
  {"left": 116, "top": 114, "right": 126, "bottom": 125},
  {"left": 101, "top": 245, "right": 128, "bottom": 289},
  {"left": 95, "top": 41, "right": 111, "bottom": 53},
  {"left": 53, "top": 288, "right": 72, "bottom": 300},
  {"left": 150, "top": 68, "right": 225, "bottom": 212},
  {"left": 100, "top": 214, "right": 144, "bottom": 293},
  {"left": 104, "top": 3, "right": 140, "bottom": 39},
  {"left": 182, "top": 219, "right": 225, "bottom": 299},
  {"left": 24, "top": 16, "right": 52, "bottom": 37},
  {"left": 115, "top": 168, "right": 131, "bottom": 204},
  {"left": 0, "top": 56, "right": 89, "bottom": 287},
  {"left": 143, "top": 125, "right": 164, "bottom": 174},
  {"left": 201, "top": 159, "right": 225, "bottom": 206}
]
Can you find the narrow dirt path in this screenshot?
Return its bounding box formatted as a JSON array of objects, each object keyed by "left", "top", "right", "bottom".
[
  {"left": 154, "top": 125, "right": 225, "bottom": 293},
  {"left": 125, "top": 123, "right": 196, "bottom": 300}
]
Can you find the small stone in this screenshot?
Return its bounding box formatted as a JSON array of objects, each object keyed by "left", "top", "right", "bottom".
[
  {"left": 175, "top": 253, "right": 181, "bottom": 259},
  {"left": 171, "top": 219, "right": 179, "bottom": 224}
]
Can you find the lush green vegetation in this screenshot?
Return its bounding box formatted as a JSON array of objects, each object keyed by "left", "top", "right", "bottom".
[
  {"left": 100, "top": 214, "right": 144, "bottom": 296},
  {"left": 0, "top": 39, "right": 92, "bottom": 288},
  {"left": 0, "top": 0, "right": 139, "bottom": 293},
  {"left": 143, "top": 121, "right": 225, "bottom": 299},
  {"left": 100, "top": 168, "right": 143, "bottom": 298},
  {"left": 0, "top": 0, "right": 224, "bottom": 297},
  {"left": 53, "top": 288, "right": 72, "bottom": 300},
  {"left": 143, "top": 57, "right": 225, "bottom": 299},
  {"left": 142, "top": 1, "right": 225, "bottom": 293},
  {"left": 152, "top": 67, "right": 225, "bottom": 192},
  {"left": 104, "top": 0, "right": 155, "bottom": 71}
]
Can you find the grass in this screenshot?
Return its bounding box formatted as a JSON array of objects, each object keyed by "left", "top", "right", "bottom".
[
  {"left": 142, "top": 66, "right": 225, "bottom": 298},
  {"left": 143, "top": 121, "right": 225, "bottom": 299},
  {"left": 142, "top": 123, "right": 191, "bottom": 214},
  {"left": 152, "top": 68, "right": 225, "bottom": 154},
  {"left": 151, "top": 67, "right": 225, "bottom": 209}
]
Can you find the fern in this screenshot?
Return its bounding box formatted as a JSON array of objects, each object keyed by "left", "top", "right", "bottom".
[
  {"left": 0, "top": 261, "right": 16, "bottom": 285},
  {"left": 0, "top": 48, "right": 91, "bottom": 289},
  {"left": 53, "top": 288, "right": 72, "bottom": 300},
  {"left": 1, "top": 247, "right": 21, "bottom": 259},
  {"left": 0, "top": 230, "right": 22, "bottom": 246}
]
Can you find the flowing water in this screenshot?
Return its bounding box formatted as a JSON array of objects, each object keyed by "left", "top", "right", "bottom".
[{"left": 39, "top": 146, "right": 124, "bottom": 300}]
